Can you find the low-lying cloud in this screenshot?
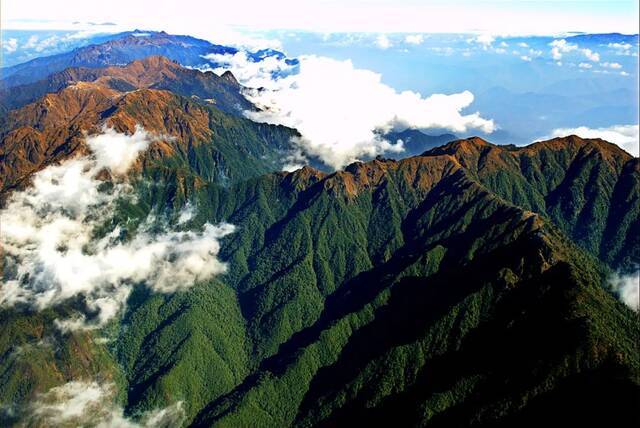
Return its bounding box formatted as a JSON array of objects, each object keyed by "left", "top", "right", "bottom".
[
  {"left": 610, "top": 272, "right": 639, "bottom": 312},
  {"left": 0, "top": 126, "right": 234, "bottom": 330},
  {"left": 29, "top": 380, "right": 184, "bottom": 427},
  {"left": 544, "top": 124, "right": 639, "bottom": 156},
  {"left": 209, "top": 52, "right": 494, "bottom": 169}
]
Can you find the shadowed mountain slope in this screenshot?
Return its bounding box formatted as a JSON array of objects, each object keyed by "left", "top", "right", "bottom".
[
  {"left": 425, "top": 136, "right": 639, "bottom": 270},
  {"left": 98, "top": 147, "right": 637, "bottom": 425}
]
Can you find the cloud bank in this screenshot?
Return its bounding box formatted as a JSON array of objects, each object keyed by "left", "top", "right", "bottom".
[
  {"left": 545, "top": 125, "right": 639, "bottom": 156},
  {"left": 209, "top": 52, "right": 494, "bottom": 169},
  {"left": 29, "top": 380, "right": 184, "bottom": 427},
  {"left": 0, "top": 126, "right": 234, "bottom": 330}
]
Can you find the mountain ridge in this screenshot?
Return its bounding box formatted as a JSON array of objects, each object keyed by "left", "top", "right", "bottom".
[
  {"left": 0, "top": 42, "right": 638, "bottom": 427},
  {"left": 0, "top": 55, "right": 250, "bottom": 115}
]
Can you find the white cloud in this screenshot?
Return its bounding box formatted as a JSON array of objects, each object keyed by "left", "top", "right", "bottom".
[
  {"left": 32, "top": 381, "right": 106, "bottom": 424},
  {"left": 281, "top": 148, "right": 308, "bottom": 172},
  {"left": 2, "top": 37, "right": 18, "bottom": 52},
  {"left": 517, "top": 42, "right": 529, "bottom": 48},
  {"left": 529, "top": 48, "right": 543, "bottom": 57},
  {"left": 620, "top": 71, "right": 630, "bottom": 76},
  {"left": 600, "top": 61, "right": 622, "bottom": 69},
  {"left": 578, "top": 62, "right": 593, "bottom": 69},
  {"left": 404, "top": 34, "right": 424, "bottom": 45},
  {"left": 548, "top": 39, "right": 598, "bottom": 61},
  {"left": 202, "top": 51, "right": 292, "bottom": 89},
  {"left": 544, "top": 124, "right": 639, "bottom": 156},
  {"left": 607, "top": 42, "right": 637, "bottom": 56},
  {"left": 177, "top": 202, "right": 196, "bottom": 225},
  {"left": 515, "top": 48, "right": 541, "bottom": 60},
  {"left": 88, "top": 125, "right": 152, "bottom": 175},
  {"left": 0, "top": 127, "right": 234, "bottom": 330},
  {"left": 429, "top": 46, "right": 455, "bottom": 56},
  {"left": 494, "top": 48, "right": 507, "bottom": 54},
  {"left": 610, "top": 272, "right": 639, "bottom": 312},
  {"left": 473, "top": 33, "right": 495, "bottom": 49},
  {"left": 608, "top": 42, "right": 632, "bottom": 51},
  {"left": 22, "top": 34, "right": 38, "bottom": 49},
  {"left": 549, "top": 39, "right": 577, "bottom": 60},
  {"left": 582, "top": 48, "right": 600, "bottom": 62},
  {"left": 30, "top": 381, "right": 184, "bottom": 427},
  {"left": 375, "top": 34, "right": 392, "bottom": 49},
  {"left": 212, "top": 53, "right": 494, "bottom": 169}
]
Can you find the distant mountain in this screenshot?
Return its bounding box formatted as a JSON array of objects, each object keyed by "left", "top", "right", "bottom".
[
  {"left": 0, "top": 30, "right": 291, "bottom": 89},
  {"left": 383, "top": 129, "right": 457, "bottom": 159},
  {"left": 0, "top": 63, "right": 297, "bottom": 196},
  {"left": 474, "top": 86, "right": 639, "bottom": 145},
  {"left": 0, "top": 55, "right": 251, "bottom": 115},
  {"left": 565, "top": 32, "right": 640, "bottom": 44}
]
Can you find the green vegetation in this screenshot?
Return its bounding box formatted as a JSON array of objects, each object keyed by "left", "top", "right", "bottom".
[{"left": 1, "top": 131, "right": 638, "bottom": 426}]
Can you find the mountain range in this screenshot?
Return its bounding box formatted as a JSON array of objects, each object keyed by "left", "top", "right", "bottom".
[{"left": 0, "top": 30, "right": 638, "bottom": 427}]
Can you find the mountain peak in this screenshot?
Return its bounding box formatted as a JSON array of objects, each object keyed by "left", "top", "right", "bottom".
[
  {"left": 530, "top": 134, "right": 628, "bottom": 154},
  {"left": 424, "top": 136, "right": 494, "bottom": 159},
  {"left": 220, "top": 70, "right": 239, "bottom": 86},
  {"left": 130, "top": 55, "right": 179, "bottom": 67}
]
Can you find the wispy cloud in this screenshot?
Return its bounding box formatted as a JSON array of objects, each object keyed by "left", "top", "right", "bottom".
[
  {"left": 600, "top": 61, "right": 622, "bottom": 69},
  {"left": 29, "top": 381, "right": 184, "bottom": 426},
  {"left": 607, "top": 42, "right": 638, "bottom": 57},
  {"left": 2, "top": 37, "right": 18, "bottom": 52}
]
